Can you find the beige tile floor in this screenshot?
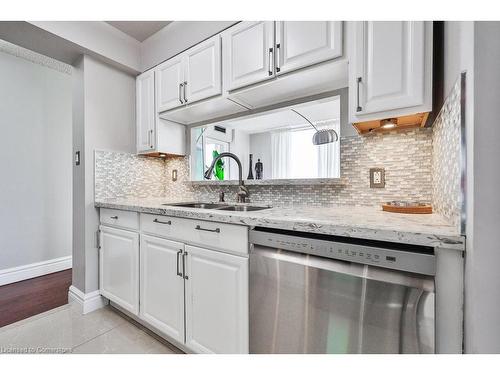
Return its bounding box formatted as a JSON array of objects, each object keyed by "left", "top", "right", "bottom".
[{"left": 0, "top": 304, "right": 182, "bottom": 354}]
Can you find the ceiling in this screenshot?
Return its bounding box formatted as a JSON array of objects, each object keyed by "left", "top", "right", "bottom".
[{"left": 106, "top": 21, "right": 172, "bottom": 42}]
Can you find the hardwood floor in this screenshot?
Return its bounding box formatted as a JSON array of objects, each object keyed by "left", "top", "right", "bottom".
[{"left": 0, "top": 269, "right": 72, "bottom": 328}]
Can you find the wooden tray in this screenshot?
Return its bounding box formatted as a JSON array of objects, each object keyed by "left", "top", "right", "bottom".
[{"left": 382, "top": 204, "right": 433, "bottom": 214}]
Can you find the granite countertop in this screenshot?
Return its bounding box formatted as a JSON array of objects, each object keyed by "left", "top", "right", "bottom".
[{"left": 95, "top": 197, "right": 465, "bottom": 250}]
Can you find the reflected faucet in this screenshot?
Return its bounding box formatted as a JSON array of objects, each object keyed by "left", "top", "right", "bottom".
[{"left": 204, "top": 152, "right": 249, "bottom": 203}]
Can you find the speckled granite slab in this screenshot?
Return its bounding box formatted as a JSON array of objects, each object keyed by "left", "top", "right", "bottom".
[{"left": 95, "top": 198, "right": 465, "bottom": 250}]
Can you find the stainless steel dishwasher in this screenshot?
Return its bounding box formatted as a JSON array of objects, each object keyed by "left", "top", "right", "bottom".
[{"left": 249, "top": 227, "right": 436, "bottom": 354}]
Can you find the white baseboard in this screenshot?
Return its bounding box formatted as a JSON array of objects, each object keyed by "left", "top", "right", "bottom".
[
  {"left": 68, "top": 285, "right": 108, "bottom": 315},
  {"left": 0, "top": 256, "right": 72, "bottom": 286}
]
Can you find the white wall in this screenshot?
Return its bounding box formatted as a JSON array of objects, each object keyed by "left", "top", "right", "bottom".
[
  {"left": 140, "top": 21, "right": 237, "bottom": 71},
  {"left": 72, "top": 54, "right": 136, "bottom": 293},
  {"left": 0, "top": 49, "right": 72, "bottom": 271},
  {"left": 465, "top": 22, "right": 500, "bottom": 353},
  {"left": 445, "top": 21, "right": 500, "bottom": 354}
]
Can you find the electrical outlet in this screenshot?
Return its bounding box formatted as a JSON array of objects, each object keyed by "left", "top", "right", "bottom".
[{"left": 370, "top": 168, "right": 385, "bottom": 188}]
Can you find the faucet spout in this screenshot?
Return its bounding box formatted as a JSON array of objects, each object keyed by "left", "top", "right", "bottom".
[
  {"left": 204, "top": 152, "right": 243, "bottom": 183},
  {"left": 204, "top": 152, "right": 249, "bottom": 203}
]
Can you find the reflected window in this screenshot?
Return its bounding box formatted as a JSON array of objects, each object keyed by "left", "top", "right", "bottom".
[{"left": 271, "top": 121, "right": 339, "bottom": 179}]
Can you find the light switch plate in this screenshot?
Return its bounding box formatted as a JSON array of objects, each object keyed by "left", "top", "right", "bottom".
[{"left": 370, "top": 168, "right": 385, "bottom": 188}]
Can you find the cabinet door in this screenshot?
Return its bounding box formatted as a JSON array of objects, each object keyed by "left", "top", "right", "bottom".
[
  {"left": 184, "top": 245, "right": 249, "bottom": 354},
  {"left": 140, "top": 235, "right": 185, "bottom": 343},
  {"left": 275, "top": 21, "right": 342, "bottom": 75},
  {"left": 99, "top": 226, "right": 139, "bottom": 315},
  {"left": 156, "top": 56, "right": 185, "bottom": 112},
  {"left": 136, "top": 70, "right": 156, "bottom": 152},
  {"left": 222, "top": 21, "right": 275, "bottom": 91},
  {"left": 185, "top": 35, "right": 222, "bottom": 104},
  {"left": 354, "top": 21, "right": 425, "bottom": 116}
]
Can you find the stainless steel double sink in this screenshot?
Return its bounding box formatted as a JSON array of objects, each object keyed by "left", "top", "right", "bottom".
[{"left": 163, "top": 202, "right": 271, "bottom": 212}]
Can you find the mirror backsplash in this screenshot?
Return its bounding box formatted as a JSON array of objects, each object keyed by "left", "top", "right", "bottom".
[{"left": 190, "top": 96, "right": 341, "bottom": 182}]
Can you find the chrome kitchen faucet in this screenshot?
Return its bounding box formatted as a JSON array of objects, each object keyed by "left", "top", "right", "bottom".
[{"left": 204, "top": 152, "right": 249, "bottom": 203}]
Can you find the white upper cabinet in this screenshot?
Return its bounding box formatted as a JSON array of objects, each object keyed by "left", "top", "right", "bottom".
[
  {"left": 155, "top": 55, "right": 184, "bottom": 113},
  {"left": 136, "top": 70, "right": 156, "bottom": 152},
  {"left": 184, "top": 245, "right": 249, "bottom": 354},
  {"left": 140, "top": 235, "right": 185, "bottom": 344},
  {"left": 184, "top": 36, "right": 222, "bottom": 104},
  {"left": 275, "top": 21, "right": 343, "bottom": 75},
  {"left": 349, "top": 21, "right": 432, "bottom": 123},
  {"left": 222, "top": 21, "right": 275, "bottom": 91},
  {"left": 99, "top": 226, "right": 139, "bottom": 315},
  {"left": 156, "top": 35, "right": 222, "bottom": 113}
]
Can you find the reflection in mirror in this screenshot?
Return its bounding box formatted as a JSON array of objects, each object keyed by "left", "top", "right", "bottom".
[{"left": 190, "top": 95, "right": 341, "bottom": 181}]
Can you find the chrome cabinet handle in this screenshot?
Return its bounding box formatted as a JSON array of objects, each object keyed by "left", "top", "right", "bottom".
[
  {"left": 149, "top": 129, "right": 154, "bottom": 149},
  {"left": 176, "top": 250, "right": 183, "bottom": 277},
  {"left": 110, "top": 216, "right": 118, "bottom": 219},
  {"left": 182, "top": 252, "right": 189, "bottom": 280},
  {"left": 183, "top": 81, "right": 188, "bottom": 103},
  {"left": 276, "top": 43, "right": 281, "bottom": 73},
  {"left": 356, "top": 77, "right": 362, "bottom": 112},
  {"left": 268, "top": 47, "right": 274, "bottom": 76},
  {"left": 195, "top": 225, "right": 220, "bottom": 233},
  {"left": 179, "top": 83, "right": 184, "bottom": 104},
  {"left": 153, "top": 218, "right": 172, "bottom": 225}
]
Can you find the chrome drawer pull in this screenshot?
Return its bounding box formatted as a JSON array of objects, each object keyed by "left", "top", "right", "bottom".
[
  {"left": 195, "top": 225, "right": 220, "bottom": 233},
  {"left": 356, "top": 77, "right": 362, "bottom": 112},
  {"left": 268, "top": 48, "right": 274, "bottom": 76},
  {"left": 176, "top": 250, "right": 183, "bottom": 277},
  {"left": 182, "top": 252, "right": 189, "bottom": 280},
  {"left": 153, "top": 218, "right": 172, "bottom": 225},
  {"left": 276, "top": 43, "right": 281, "bottom": 73},
  {"left": 110, "top": 216, "right": 118, "bottom": 219},
  {"left": 179, "top": 83, "right": 184, "bottom": 104}
]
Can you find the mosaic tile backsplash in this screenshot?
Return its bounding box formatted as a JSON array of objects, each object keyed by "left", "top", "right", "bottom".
[
  {"left": 95, "top": 128, "right": 435, "bottom": 208},
  {"left": 95, "top": 151, "right": 166, "bottom": 199},
  {"left": 431, "top": 77, "right": 463, "bottom": 230}
]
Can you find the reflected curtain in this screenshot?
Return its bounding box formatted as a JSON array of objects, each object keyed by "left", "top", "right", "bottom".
[
  {"left": 271, "top": 129, "right": 292, "bottom": 179},
  {"left": 317, "top": 120, "right": 340, "bottom": 178}
]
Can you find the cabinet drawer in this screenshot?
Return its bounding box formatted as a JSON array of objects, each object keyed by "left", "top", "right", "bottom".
[
  {"left": 141, "top": 213, "right": 180, "bottom": 239},
  {"left": 184, "top": 219, "right": 248, "bottom": 255},
  {"left": 140, "top": 213, "right": 249, "bottom": 255},
  {"left": 100, "top": 208, "right": 139, "bottom": 230}
]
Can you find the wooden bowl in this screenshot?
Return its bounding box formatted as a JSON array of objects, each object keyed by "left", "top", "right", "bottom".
[{"left": 382, "top": 203, "right": 432, "bottom": 214}]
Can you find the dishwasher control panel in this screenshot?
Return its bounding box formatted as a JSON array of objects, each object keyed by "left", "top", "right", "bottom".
[{"left": 250, "top": 230, "right": 435, "bottom": 276}]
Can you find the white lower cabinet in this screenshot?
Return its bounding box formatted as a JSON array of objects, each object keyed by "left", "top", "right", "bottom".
[
  {"left": 99, "top": 211, "right": 249, "bottom": 353},
  {"left": 99, "top": 225, "right": 140, "bottom": 315},
  {"left": 184, "top": 245, "right": 249, "bottom": 354},
  {"left": 140, "top": 235, "right": 185, "bottom": 344}
]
